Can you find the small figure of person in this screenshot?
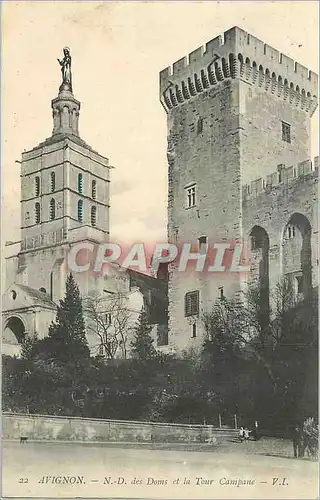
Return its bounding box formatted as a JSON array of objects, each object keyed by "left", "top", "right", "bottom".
[
  {"left": 252, "top": 420, "right": 260, "bottom": 441},
  {"left": 239, "top": 426, "right": 245, "bottom": 443},
  {"left": 293, "top": 424, "right": 302, "bottom": 458},
  {"left": 244, "top": 428, "right": 250, "bottom": 441},
  {"left": 302, "top": 417, "right": 318, "bottom": 458}
]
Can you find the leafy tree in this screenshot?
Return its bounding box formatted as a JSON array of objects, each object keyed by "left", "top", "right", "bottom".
[{"left": 130, "top": 308, "right": 157, "bottom": 361}]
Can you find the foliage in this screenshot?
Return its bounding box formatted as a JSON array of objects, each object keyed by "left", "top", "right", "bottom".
[
  {"left": 3, "top": 277, "right": 317, "bottom": 432},
  {"left": 130, "top": 308, "right": 157, "bottom": 361},
  {"left": 43, "top": 273, "right": 90, "bottom": 368}
]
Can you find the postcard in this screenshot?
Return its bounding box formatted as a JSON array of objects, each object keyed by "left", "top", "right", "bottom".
[{"left": 1, "top": 1, "right": 319, "bottom": 499}]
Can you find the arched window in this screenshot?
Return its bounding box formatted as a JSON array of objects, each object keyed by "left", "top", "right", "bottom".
[
  {"left": 35, "top": 176, "right": 40, "bottom": 197},
  {"left": 91, "top": 205, "right": 97, "bottom": 227},
  {"left": 77, "top": 199, "right": 83, "bottom": 222},
  {"left": 78, "top": 173, "right": 83, "bottom": 194},
  {"left": 35, "top": 202, "right": 41, "bottom": 224},
  {"left": 50, "top": 172, "right": 56, "bottom": 192},
  {"left": 92, "top": 179, "right": 97, "bottom": 200},
  {"left": 49, "top": 198, "right": 55, "bottom": 220}
]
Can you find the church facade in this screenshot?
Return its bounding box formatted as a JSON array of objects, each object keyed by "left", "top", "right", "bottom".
[{"left": 159, "top": 26, "right": 318, "bottom": 351}]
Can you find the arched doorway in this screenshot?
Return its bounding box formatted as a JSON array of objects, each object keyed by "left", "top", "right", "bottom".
[
  {"left": 282, "top": 213, "right": 312, "bottom": 299},
  {"left": 3, "top": 316, "right": 26, "bottom": 345},
  {"left": 249, "top": 225, "right": 270, "bottom": 322}
]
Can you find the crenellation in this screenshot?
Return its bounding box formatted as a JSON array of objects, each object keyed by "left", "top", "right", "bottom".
[
  {"left": 248, "top": 35, "right": 266, "bottom": 56},
  {"left": 282, "top": 165, "right": 294, "bottom": 181},
  {"left": 266, "top": 171, "right": 279, "bottom": 186},
  {"left": 250, "top": 177, "right": 264, "bottom": 196},
  {"left": 159, "top": 66, "right": 172, "bottom": 82},
  {"left": 173, "top": 57, "right": 188, "bottom": 75},
  {"left": 243, "top": 157, "right": 319, "bottom": 199},
  {"left": 159, "top": 26, "right": 318, "bottom": 112},
  {"left": 295, "top": 62, "right": 309, "bottom": 79},
  {"left": 205, "top": 35, "right": 223, "bottom": 55},
  {"left": 297, "top": 159, "right": 312, "bottom": 177},
  {"left": 308, "top": 70, "right": 318, "bottom": 90},
  {"left": 188, "top": 46, "right": 205, "bottom": 65},
  {"left": 264, "top": 44, "right": 280, "bottom": 64},
  {"left": 279, "top": 53, "right": 295, "bottom": 73}
]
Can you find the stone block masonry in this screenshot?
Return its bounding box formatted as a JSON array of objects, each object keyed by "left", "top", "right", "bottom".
[{"left": 160, "top": 26, "right": 318, "bottom": 352}]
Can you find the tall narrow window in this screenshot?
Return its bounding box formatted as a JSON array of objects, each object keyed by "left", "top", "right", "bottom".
[
  {"left": 282, "top": 122, "right": 291, "bottom": 143},
  {"left": 192, "top": 323, "right": 197, "bottom": 338},
  {"left": 49, "top": 198, "right": 55, "bottom": 220},
  {"left": 91, "top": 205, "right": 97, "bottom": 227},
  {"left": 77, "top": 199, "right": 83, "bottom": 222},
  {"left": 78, "top": 173, "right": 83, "bottom": 194},
  {"left": 50, "top": 271, "right": 54, "bottom": 300},
  {"left": 296, "top": 275, "right": 303, "bottom": 294},
  {"left": 185, "top": 184, "right": 196, "bottom": 208},
  {"left": 287, "top": 225, "right": 296, "bottom": 239},
  {"left": 35, "top": 176, "right": 40, "bottom": 197},
  {"left": 92, "top": 179, "right": 97, "bottom": 200},
  {"left": 35, "top": 202, "right": 40, "bottom": 224},
  {"left": 277, "top": 164, "right": 285, "bottom": 182},
  {"left": 50, "top": 172, "right": 56, "bottom": 192},
  {"left": 185, "top": 290, "right": 199, "bottom": 317},
  {"left": 197, "top": 117, "right": 203, "bottom": 135},
  {"left": 198, "top": 235, "right": 208, "bottom": 254}
]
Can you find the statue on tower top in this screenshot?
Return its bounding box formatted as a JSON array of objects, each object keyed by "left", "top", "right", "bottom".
[{"left": 57, "top": 47, "right": 72, "bottom": 93}]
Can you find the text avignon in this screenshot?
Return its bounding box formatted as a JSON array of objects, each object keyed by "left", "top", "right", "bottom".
[{"left": 38, "top": 476, "right": 85, "bottom": 484}]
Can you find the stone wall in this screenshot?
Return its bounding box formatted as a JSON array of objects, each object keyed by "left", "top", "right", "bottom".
[
  {"left": 2, "top": 413, "right": 237, "bottom": 443},
  {"left": 243, "top": 163, "right": 318, "bottom": 297},
  {"left": 161, "top": 26, "right": 318, "bottom": 352}
]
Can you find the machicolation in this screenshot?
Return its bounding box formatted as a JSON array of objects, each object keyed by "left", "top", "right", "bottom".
[{"left": 160, "top": 26, "right": 318, "bottom": 116}]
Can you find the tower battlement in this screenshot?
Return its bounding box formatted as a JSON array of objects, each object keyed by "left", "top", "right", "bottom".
[
  {"left": 160, "top": 26, "right": 318, "bottom": 116},
  {"left": 242, "top": 156, "right": 319, "bottom": 200}
]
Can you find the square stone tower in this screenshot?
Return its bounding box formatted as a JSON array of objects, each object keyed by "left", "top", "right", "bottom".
[{"left": 159, "top": 26, "right": 318, "bottom": 351}]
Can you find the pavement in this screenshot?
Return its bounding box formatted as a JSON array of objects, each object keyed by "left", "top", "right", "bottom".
[{"left": 2, "top": 438, "right": 318, "bottom": 499}]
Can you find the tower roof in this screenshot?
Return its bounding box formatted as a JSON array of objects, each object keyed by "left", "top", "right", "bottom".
[{"left": 24, "top": 48, "right": 108, "bottom": 158}]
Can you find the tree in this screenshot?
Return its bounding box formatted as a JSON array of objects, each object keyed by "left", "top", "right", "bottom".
[
  {"left": 202, "top": 289, "right": 278, "bottom": 396},
  {"left": 39, "top": 273, "right": 90, "bottom": 368},
  {"left": 131, "top": 308, "right": 157, "bottom": 360},
  {"left": 84, "top": 291, "right": 131, "bottom": 360}
]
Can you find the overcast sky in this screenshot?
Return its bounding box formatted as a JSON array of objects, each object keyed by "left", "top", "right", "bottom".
[{"left": 2, "top": 1, "right": 319, "bottom": 247}]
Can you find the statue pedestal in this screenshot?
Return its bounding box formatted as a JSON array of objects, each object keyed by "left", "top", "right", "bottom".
[
  {"left": 59, "top": 82, "right": 73, "bottom": 93},
  {"left": 52, "top": 87, "right": 81, "bottom": 137}
]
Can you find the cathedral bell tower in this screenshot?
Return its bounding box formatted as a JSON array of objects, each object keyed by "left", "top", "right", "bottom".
[{"left": 14, "top": 47, "right": 112, "bottom": 298}]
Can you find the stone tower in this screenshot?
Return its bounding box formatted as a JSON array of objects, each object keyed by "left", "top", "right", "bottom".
[
  {"left": 159, "top": 26, "right": 318, "bottom": 351},
  {"left": 6, "top": 50, "right": 112, "bottom": 301}
]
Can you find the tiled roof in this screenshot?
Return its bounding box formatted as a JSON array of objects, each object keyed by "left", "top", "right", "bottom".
[{"left": 17, "top": 284, "right": 57, "bottom": 308}]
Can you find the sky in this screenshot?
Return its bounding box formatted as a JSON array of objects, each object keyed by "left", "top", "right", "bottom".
[{"left": 2, "top": 1, "right": 319, "bottom": 247}]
